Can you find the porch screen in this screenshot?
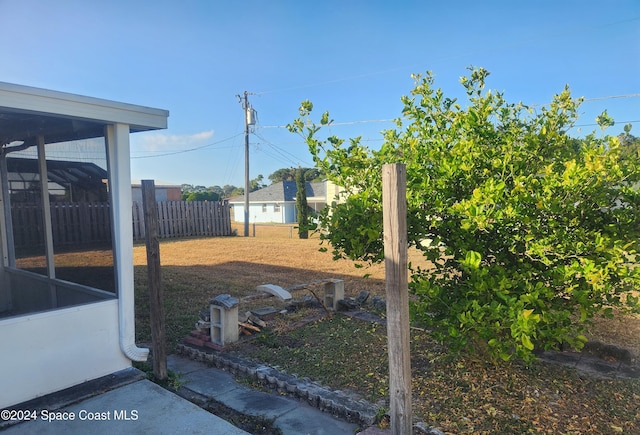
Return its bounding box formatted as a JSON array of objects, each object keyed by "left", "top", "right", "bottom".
[{"left": 9, "top": 136, "right": 116, "bottom": 294}]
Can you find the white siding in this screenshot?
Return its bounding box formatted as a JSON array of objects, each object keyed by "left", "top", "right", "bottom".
[{"left": 232, "top": 202, "right": 299, "bottom": 224}]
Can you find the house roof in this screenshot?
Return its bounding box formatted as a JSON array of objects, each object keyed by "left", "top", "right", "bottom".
[{"left": 229, "top": 181, "right": 326, "bottom": 203}]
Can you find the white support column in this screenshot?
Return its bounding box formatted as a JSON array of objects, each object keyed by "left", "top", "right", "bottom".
[{"left": 106, "top": 123, "right": 149, "bottom": 362}]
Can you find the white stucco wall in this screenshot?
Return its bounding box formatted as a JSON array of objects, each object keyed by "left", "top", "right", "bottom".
[{"left": 0, "top": 300, "right": 129, "bottom": 408}]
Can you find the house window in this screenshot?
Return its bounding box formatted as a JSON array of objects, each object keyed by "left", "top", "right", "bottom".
[
  {"left": 274, "top": 203, "right": 281, "bottom": 212},
  {"left": 262, "top": 204, "right": 267, "bottom": 213}
]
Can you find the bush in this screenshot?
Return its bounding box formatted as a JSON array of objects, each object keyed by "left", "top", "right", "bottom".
[{"left": 288, "top": 68, "right": 640, "bottom": 362}]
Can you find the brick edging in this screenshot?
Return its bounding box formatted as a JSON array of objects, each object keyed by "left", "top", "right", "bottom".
[{"left": 175, "top": 343, "right": 380, "bottom": 426}]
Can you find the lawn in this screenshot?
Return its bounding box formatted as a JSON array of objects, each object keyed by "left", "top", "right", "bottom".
[{"left": 133, "top": 226, "right": 640, "bottom": 434}]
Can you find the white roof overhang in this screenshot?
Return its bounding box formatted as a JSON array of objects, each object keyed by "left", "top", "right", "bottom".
[{"left": 0, "top": 82, "right": 169, "bottom": 146}]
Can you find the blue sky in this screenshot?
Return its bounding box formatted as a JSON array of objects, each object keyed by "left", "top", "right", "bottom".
[{"left": 1, "top": 0, "right": 639, "bottom": 188}]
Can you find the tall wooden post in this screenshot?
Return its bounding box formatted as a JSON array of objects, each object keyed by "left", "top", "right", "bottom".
[
  {"left": 382, "top": 164, "right": 412, "bottom": 434},
  {"left": 141, "top": 180, "right": 167, "bottom": 380}
]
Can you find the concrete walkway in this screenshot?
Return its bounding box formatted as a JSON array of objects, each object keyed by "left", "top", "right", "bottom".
[
  {"left": 1, "top": 369, "right": 249, "bottom": 435},
  {"left": 168, "top": 354, "right": 361, "bottom": 434},
  {"left": 1, "top": 356, "right": 361, "bottom": 435}
]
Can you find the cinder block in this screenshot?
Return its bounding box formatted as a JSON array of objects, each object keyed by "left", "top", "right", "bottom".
[
  {"left": 210, "top": 294, "right": 240, "bottom": 345},
  {"left": 323, "top": 279, "right": 344, "bottom": 311}
]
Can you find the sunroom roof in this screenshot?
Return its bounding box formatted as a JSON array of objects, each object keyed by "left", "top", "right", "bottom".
[{"left": 0, "top": 82, "right": 169, "bottom": 147}]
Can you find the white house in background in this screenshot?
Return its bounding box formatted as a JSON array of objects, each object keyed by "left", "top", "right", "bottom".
[
  {"left": 229, "top": 180, "right": 342, "bottom": 224},
  {"left": 0, "top": 82, "right": 168, "bottom": 409}
]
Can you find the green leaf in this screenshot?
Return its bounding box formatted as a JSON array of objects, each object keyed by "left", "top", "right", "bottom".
[
  {"left": 521, "top": 334, "right": 534, "bottom": 351},
  {"left": 463, "top": 250, "right": 482, "bottom": 269}
]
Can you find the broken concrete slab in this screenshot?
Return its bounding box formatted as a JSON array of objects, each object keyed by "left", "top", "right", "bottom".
[
  {"left": 257, "top": 284, "right": 292, "bottom": 301},
  {"left": 251, "top": 307, "right": 279, "bottom": 320}
]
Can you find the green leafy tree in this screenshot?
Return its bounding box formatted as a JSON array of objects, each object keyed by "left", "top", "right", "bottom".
[
  {"left": 269, "top": 167, "right": 297, "bottom": 183},
  {"left": 618, "top": 124, "right": 640, "bottom": 161},
  {"left": 250, "top": 174, "right": 266, "bottom": 192},
  {"left": 181, "top": 184, "right": 195, "bottom": 200},
  {"left": 185, "top": 191, "right": 220, "bottom": 202},
  {"left": 209, "top": 185, "right": 224, "bottom": 197},
  {"left": 288, "top": 68, "right": 640, "bottom": 362},
  {"left": 296, "top": 167, "right": 309, "bottom": 239},
  {"left": 182, "top": 184, "right": 224, "bottom": 201},
  {"left": 269, "top": 167, "right": 323, "bottom": 183},
  {"left": 223, "top": 185, "right": 241, "bottom": 197}
]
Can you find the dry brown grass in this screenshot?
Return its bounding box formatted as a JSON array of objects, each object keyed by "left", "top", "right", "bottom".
[
  {"left": 131, "top": 224, "right": 640, "bottom": 360},
  {"left": 129, "top": 225, "right": 640, "bottom": 434}
]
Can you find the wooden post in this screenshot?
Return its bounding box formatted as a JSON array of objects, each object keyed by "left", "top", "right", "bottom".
[
  {"left": 382, "top": 164, "right": 412, "bottom": 434},
  {"left": 141, "top": 180, "right": 167, "bottom": 381}
]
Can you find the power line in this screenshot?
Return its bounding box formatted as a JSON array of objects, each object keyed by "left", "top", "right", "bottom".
[
  {"left": 252, "top": 131, "right": 314, "bottom": 167},
  {"left": 531, "top": 93, "right": 640, "bottom": 107},
  {"left": 131, "top": 133, "right": 243, "bottom": 159},
  {"left": 572, "top": 120, "right": 640, "bottom": 129},
  {"left": 257, "top": 93, "right": 640, "bottom": 130},
  {"left": 258, "top": 118, "right": 398, "bottom": 130},
  {"left": 583, "top": 94, "right": 640, "bottom": 103}
]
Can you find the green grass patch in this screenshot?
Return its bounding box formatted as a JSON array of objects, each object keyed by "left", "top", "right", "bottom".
[
  {"left": 228, "top": 313, "right": 640, "bottom": 434},
  {"left": 230, "top": 315, "right": 390, "bottom": 403}
]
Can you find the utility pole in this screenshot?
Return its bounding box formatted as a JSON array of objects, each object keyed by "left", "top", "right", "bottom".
[{"left": 239, "top": 91, "right": 256, "bottom": 237}]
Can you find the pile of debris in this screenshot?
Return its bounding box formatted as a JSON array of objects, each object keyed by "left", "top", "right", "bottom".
[
  {"left": 336, "top": 290, "right": 386, "bottom": 312},
  {"left": 238, "top": 310, "right": 269, "bottom": 336},
  {"left": 188, "top": 304, "right": 279, "bottom": 349},
  {"left": 184, "top": 280, "right": 385, "bottom": 350}
]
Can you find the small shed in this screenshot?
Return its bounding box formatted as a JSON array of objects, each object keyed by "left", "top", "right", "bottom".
[{"left": 0, "top": 82, "right": 169, "bottom": 408}]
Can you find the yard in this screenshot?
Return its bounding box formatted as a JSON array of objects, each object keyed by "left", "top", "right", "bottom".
[{"left": 133, "top": 226, "right": 640, "bottom": 434}]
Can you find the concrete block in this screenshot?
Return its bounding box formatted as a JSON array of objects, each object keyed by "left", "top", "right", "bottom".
[
  {"left": 323, "top": 279, "right": 344, "bottom": 310},
  {"left": 210, "top": 295, "right": 239, "bottom": 346}
]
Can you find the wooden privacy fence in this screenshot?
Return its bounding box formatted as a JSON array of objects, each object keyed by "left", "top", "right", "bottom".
[
  {"left": 12, "top": 202, "right": 112, "bottom": 249},
  {"left": 132, "top": 200, "right": 232, "bottom": 240},
  {"left": 11, "top": 200, "right": 232, "bottom": 249}
]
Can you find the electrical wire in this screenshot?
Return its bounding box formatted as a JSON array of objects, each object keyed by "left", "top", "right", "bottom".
[
  {"left": 131, "top": 132, "right": 244, "bottom": 159},
  {"left": 258, "top": 118, "right": 398, "bottom": 129},
  {"left": 252, "top": 130, "right": 314, "bottom": 167},
  {"left": 257, "top": 93, "right": 640, "bottom": 131}
]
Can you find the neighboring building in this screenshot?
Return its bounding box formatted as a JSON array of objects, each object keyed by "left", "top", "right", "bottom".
[
  {"left": 0, "top": 81, "right": 168, "bottom": 408},
  {"left": 131, "top": 181, "right": 182, "bottom": 203},
  {"left": 6, "top": 157, "right": 109, "bottom": 202},
  {"left": 229, "top": 180, "right": 339, "bottom": 224}
]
